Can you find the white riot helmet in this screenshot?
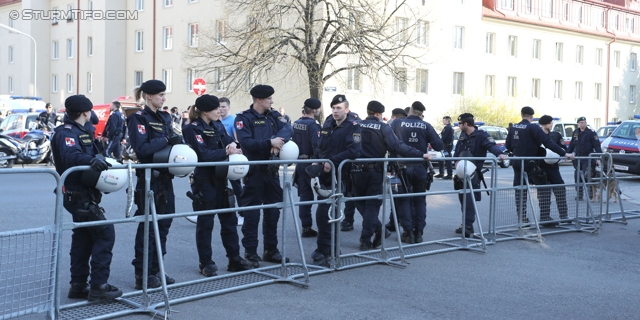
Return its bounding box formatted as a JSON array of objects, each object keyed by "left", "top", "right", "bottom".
[
  {"left": 152, "top": 144, "right": 198, "bottom": 177},
  {"left": 305, "top": 164, "right": 332, "bottom": 198},
  {"left": 279, "top": 141, "right": 299, "bottom": 161},
  {"left": 215, "top": 154, "right": 250, "bottom": 180},
  {"left": 81, "top": 158, "right": 129, "bottom": 193},
  {"left": 455, "top": 160, "right": 477, "bottom": 179},
  {"left": 544, "top": 149, "right": 561, "bottom": 164}
]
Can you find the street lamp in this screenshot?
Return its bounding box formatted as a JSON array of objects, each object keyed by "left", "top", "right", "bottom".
[{"left": 0, "top": 23, "right": 37, "bottom": 97}]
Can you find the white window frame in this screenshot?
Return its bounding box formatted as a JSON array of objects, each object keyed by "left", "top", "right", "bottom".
[
  {"left": 66, "top": 4, "right": 74, "bottom": 22},
  {"left": 532, "top": 39, "right": 541, "bottom": 60},
  {"left": 393, "top": 68, "right": 407, "bottom": 93},
  {"left": 163, "top": 27, "right": 173, "bottom": 50},
  {"left": 8, "top": 17, "right": 14, "bottom": 28},
  {"left": 162, "top": 69, "right": 172, "bottom": 92},
  {"left": 532, "top": 78, "right": 540, "bottom": 99},
  {"left": 626, "top": 17, "right": 635, "bottom": 33},
  {"left": 87, "top": 37, "right": 93, "bottom": 56},
  {"left": 216, "top": 20, "right": 227, "bottom": 44},
  {"left": 135, "top": 30, "right": 144, "bottom": 52},
  {"left": 502, "top": 0, "right": 514, "bottom": 10},
  {"left": 67, "top": 38, "right": 74, "bottom": 59},
  {"left": 575, "top": 81, "right": 583, "bottom": 101},
  {"left": 485, "top": 75, "right": 494, "bottom": 97},
  {"left": 508, "top": 35, "right": 517, "bottom": 57},
  {"left": 134, "top": 71, "right": 143, "bottom": 87},
  {"left": 215, "top": 67, "right": 226, "bottom": 92},
  {"left": 417, "top": 20, "right": 429, "bottom": 46},
  {"left": 52, "top": 40, "right": 59, "bottom": 60},
  {"left": 556, "top": 42, "right": 563, "bottom": 62},
  {"left": 8, "top": 46, "right": 14, "bottom": 64},
  {"left": 164, "top": 0, "right": 173, "bottom": 7},
  {"left": 523, "top": 0, "right": 533, "bottom": 14},
  {"left": 136, "top": 0, "right": 144, "bottom": 11},
  {"left": 543, "top": 0, "right": 553, "bottom": 17},
  {"left": 416, "top": 68, "right": 428, "bottom": 94},
  {"left": 631, "top": 52, "right": 637, "bottom": 71},
  {"left": 576, "top": 45, "right": 584, "bottom": 64},
  {"left": 52, "top": 74, "right": 58, "bottom": 93},
  {"left": 453, "top": 26, "right": 464, "bottom": 49},
  {"left": 188, "top": 23, "right": 199, "bottom": 48},
  {"left": 595, "top": 48, "right": 602, "bottom": 66},
  {"left": 187, "top": 68, "right": 196, "bottom": 92},
  {"left": 347, "top": 66, "right": 362, "bottom": 91},
  {"left": 573, "top": 5, "right": 583, "bottom": 24},
  {"left": 595, "top": 83, "right": 602, "bottom": 101},
  {"left": 507, "top": 76, "right": 516, "bottom": 97},
  {"left": 614, "top": 50, "right": 620, "bottom": 68},
  {"left": 395, "top": 17, "right": 409, "bottom": 44},
  {"left": 52, "top": 6, "right": 59, "bottom": 24},
  {"left": 67, "top": 74, "right": 73, "bottom": 93},
  {"left": 87, "top": 72, "right": 93, "bottom": 93},
  {"left": 554, "top": 80, "right": 563, "bottom": 100},
  {"left": 631, "top": 85, "right": 636, "bottom": 104},
  {"left": 453, "top": 72, "right": 464, "bottom": 95},
  {"left": 613, "top": 86, "right": 620, "bottom": 102},
  {"left": 486, "top": 33, "right": 495, "bottom": 54},
  {"left": 8, "top": 77, "right": 13, "bottom": 93}
]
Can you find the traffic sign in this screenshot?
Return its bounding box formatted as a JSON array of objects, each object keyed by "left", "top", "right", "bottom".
[{"left": 193, "top": 78, "right": 207, "bottom": 95}]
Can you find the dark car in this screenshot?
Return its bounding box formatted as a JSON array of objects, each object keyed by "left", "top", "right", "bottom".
[{"left": 601, "top": 116, "right": 640, "bottom": 174}]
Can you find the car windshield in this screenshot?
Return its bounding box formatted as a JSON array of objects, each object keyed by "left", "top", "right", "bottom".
[
  {"left": 483, "top": 127, "right": 508, "bottom": 140},
  {"left": 611, "top": 122, "right": 640, "bottom": 139},
  {"left": 0, "top": 115, "right": 23, "bottom": 131}
]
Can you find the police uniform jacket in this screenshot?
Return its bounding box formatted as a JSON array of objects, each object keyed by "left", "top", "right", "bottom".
[
  {"left": 506, "top": 119, "right": 566, "bottom": 158},
  {"left": 567, "top": 127, "right": 602, "bottom": 156},
  {"left": 359, "top": 116, "right": 422, "bottom": 159},
  {"left": 103, "top": 109, "right": 125, "bottom": 140},
  {"left": 315, "top": 116, "right": 361, "bottom": 171},
  {"left": 454, "top": 128, "right": 504, "bottom": 169},
  {"left": 440, "top": 123, "right": 454, "bottom": 151},
  {"left": 38, "top": 111, "right": 57, "bottom": 127},
  {"left": 292, "top": 116, "right": 321, "bottom": 159},
  {"left": 235, "top": 106, "right": 293, "bottom": 161},
  {"left": 391, "top": 115, "right": 444, "bottom": 155},
  {"left": 126, "top": 105, "right": 175, "bottom": 164},
  {"left": 51, "top": 119, "right": 97, "bottom": 191},
  {"left": 183, "top": 117, "right": 234, "bottom": 177}
]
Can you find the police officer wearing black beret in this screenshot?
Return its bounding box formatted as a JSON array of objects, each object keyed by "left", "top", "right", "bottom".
[
  {"left": 310, "top": 94, "right": 361, "bottom": 266},
  {"left": 537, "top": 115, "right": 569, "bottom": 224},
  {"left": 183, "top": 94, "right": 251, "bottom": 276},
  {"left": 453, "top": 113, "right": 507, "bottom": 237},
  {"left": 354, "top": 100, "right": 431, "bottom": 250},
  {"left": 128, "top": 79, "right": 181, "bottom": 289},
  {"left": 51, "top": 95, "right": 122, "bottom": 301},
  {"left": 567, "top": 116, "right": 602, "bottom": 200},
  {"left": 390, "top": 101, "right": 444, "bottom": 243},
  {"left": 235, "top": 85, "right": 293, "bottom": 267},
  {"left": 506, "top": 107, "right": 572, "bottom": 225},
  {"left": 292, "top": 98, "right": 322, "bottom": 238}
]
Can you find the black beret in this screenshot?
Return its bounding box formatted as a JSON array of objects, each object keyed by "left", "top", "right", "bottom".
[
  {"left": 195, "top": 94, "right": 220, "bottom": 112},
  {"left": 538, "top": 115, "right": 553, "bottom": 125},
  {"left": 367, "top": 100, "right": 385, "bottom": 113},
  {"left": 65, "top": 95, "right": 93, "bottom": 112},
  {"left": 250, "top": 85, "right": 275, "bottom": 98},
  {"left": 577, "top": 116, "right": 586, "bottom": 122},
  {"left": 391, "top": 108, "right": 407, "bottom": 117},
  {"left": 458, "top": 113, "right": 474, "bottom": 121},
  {"left": 304, "top": 98, "right": 321, "bottom": 109},
  {"left": 330, "top": 94, "right": 347, "bottom": 106},
  {"left": 411, "top": 101, "right": 426, "bottom": 112},
  {"left": 521, "top": 106, "right": 535, "bottom": 115},
  {"left": 140, "top": 80, "right": 166, "bottom": 94}
]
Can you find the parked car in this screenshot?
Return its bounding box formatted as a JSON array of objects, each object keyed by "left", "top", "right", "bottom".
[
  {"left": 0, "top": 112, "right": 40, "bottom": 139},
  {"left": 601, "top": 116, "right": 640, "bottom": 174},
  {"left": 596, "top": 124, "right": 619, "bottom": 143},
  {"left": 452, "top": 123, "right": 510, "bottom": 168},
  {"left": 531, "top": 118, "right": 592, "bottom": 146}
]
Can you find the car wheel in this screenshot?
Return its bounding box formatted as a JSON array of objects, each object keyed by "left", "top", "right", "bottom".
[
  {"left": 499, "top": 159, "right": 510, "bottom": 168},
  {"left": 0, "top": 148, "right": 15, "bottom": 168}
]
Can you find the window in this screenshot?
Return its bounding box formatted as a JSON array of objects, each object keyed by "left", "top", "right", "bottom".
[
  {"left": 554, "top": 80, "right": 562, "bottom": 99},
  {"left": 562, "top": 2, "right": 569, "bottom": 21},
  {"left": 555, "top": 42, "right": 563, "bottom": 62},
  {"left": 502, "top": 0, "right": 514, "bottom": 10},
  {"left": 88, "top": 1, "right": 93, "bottom": 19},
  {"left": 67, "top": 74, "right": 73, "bottom": 93},
  {"left": 163, "top": 27, "right": 173, "bottom": 50},
  {"left": 593, "top": 9, "right": 604, "bottom": 27},
  {"left": 135, "top": 30, "right": 144, "bottom": 52},
  {"left": 52, "top": 74, "right": 58, "bottom": 93},
  {"left": 507, "top": 77, "right": 516, "bottom": 97},
  {"left": 532, "top": 39, "right": 541, "bottom": 60},
  {"left": 613, "top": 86, "right": 620, "bottom": 102},
  {"left": 453, "top": 72, "right": 464, "bottom": 95},
  {"left": 164, "top": 0, "right": 173, "bottom": 7},
  {"left": 631, "top": 85, "right": 636, "bottom": 104},
  {"left": 67, "top": 39, "right": 74, "bottom": 58},
  {"left": 614, "top": 51, "right": 620, "bottom": 68},
  {"left": 87, "top": 72, "right": 93, "bottom": 93},
  {"left": 416, "top": 69, "right": 428, "bottom": 94},
  {"left": 162, "top": 69, "right": 172, "bottom": 92},
  {"left": 631, "top": 53, "right": 637, "bottom": 71},
  {"left": 347, "top": 66, "right": 362, "bottom": 91},
  {"left": 508, "top": 36, "right": 517, "bottom": 57},
  {"left": 575, "top": 81, "right": 582, "bottom": 100},
  {"left": 595, "top": 48, "right": 602, "bottom": 66},
  {"left": 187, "top": 68, "right": 196, "bottom": 91},
  {"left": 52, "top": 7, "right": 59, "bottom": 24},
  {"left": 8, "top": 18, "right": 14, "bottom": 28},
  {"left": 573, "top": 5, "right": 583, "bottom": 23},
  {"left": 453, "top": 26, "right": 464, "bottom": 49},
  {"left": 66, "top": 4, "right": 74, "bottom": 22},
  {"left": 626, "top": 17, "right": 635, "bottom": 33},
  {"left": 136, "top": 0, "right": 144, "bottom": 11},
  {"left": 595, "top": 83, "right": 602, "bottom": 101},
  {"left": 393, "top": 68, "right": 407, "bottom": 93},
  {"left": 485, "top": 75, "right": 494, "bottom": 96},
  {"left": 134, "top": 71, "right": 143, "bottom": 87},
  {"left": 523, "top": 0, "right": 532, "bottom": 14},
  {"left": 216, "top": 20, "right": 227, "bottom": 44},
  {"left": 543, "top": 0, "right": 553, "bottom": 17},
  {"left": 532, "top": 78, "right": 540, "bottom": 99},
  {"left": 87, "top": 37, "right": 93, "bottom": 56},
  {"left": 417, "top": 20, "right": 429, "bottom": 46},
  {"left": 576, "top": 45, "right": 583, "bottom": 64},
  {"left": 614, "top": 15, "right": 620, "bottom": 30},
  {"left": 395, "top": 17, "right": 408, "bottom": 43},
  {"left": 188, "top": 23, "right": 199, "bottom": 47},
  {"left": 215, "top": 67, "right": 226, "bottom": 91},
  {"left": 8, "top": 77, "right": 13, "bottom": 93},
  {"left": 486, "top": 33, "right": 495, "bottom": 54},
  {"left": 8, "top": 46, "right": 13, "bottom": 63},
  {"left": 52, "top": 41, "right": 59, "bottom": 60}
]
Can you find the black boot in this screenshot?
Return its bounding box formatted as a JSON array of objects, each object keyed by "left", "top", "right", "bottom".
[
  {"left": 413, "top": 230, "right": 424, "bottom": 243},
  {"left": 68, "top": 282, "right": 89, "bottom": 299},
  {"left": 400, "top": 231, "right": 415, "bottom": 244},
  {"left": 199, "top": 261, "right": 218, "bottom": 277},
  {"left": 227, "top": 256, "right": 251, "bottom": 272},
  {"left": 87, "top": 283, "right": 123, "bottom": 301},
  {"left": 134, "top": 274, "right": 162, "bottom": 290}
]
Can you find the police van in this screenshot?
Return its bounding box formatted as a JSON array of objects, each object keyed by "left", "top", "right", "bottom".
[{"left": 601, "top": 115, "right": 640, "bottom": 174}]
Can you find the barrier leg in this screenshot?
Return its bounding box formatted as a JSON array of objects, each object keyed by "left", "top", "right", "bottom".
[
  {"left": 387, "top": 181, "right": 407, "bottom": 264},
  {"left": 148, "top": 191, "right": 172, "bottom": 318},
  {"left": 466, "top": 178, "right": 487, "bottom": 251},
  {"left": 282, "top": 180, "right": 310, "bottom": 287}
]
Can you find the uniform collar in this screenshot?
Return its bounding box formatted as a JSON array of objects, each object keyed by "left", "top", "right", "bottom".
[
  {"left": 143, "top": 105, "right": 164, "bottom": 121},
  {"left": 365, "top": 115, "right": 380, "bottom": 121},
  {"left": 407, "top": 115, "right": 421, "bottom": 120},
  {"left": 63, "top": 118, "right": 90, "bottom": 133}
]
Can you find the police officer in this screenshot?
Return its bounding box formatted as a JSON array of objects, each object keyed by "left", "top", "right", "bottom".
[
  {"left": 537, "top": 115, "right": 569, "bottom": 225},
  {"left": 505, "top": 107, "right": 571, "bottom": 225},
  {"left": 102, "top": 101, "right": 125, "bottom": 163},
  {"left": 453, "top": 113, "right": 507, "bottom": 237},
  {"left": 38, "top": 103, "right": 57, "bottom": 130},
  {"left": 235, "top": 85, "right": 293, "bottom": 267},
  {"left": 354, "top": 100, "right": 431, "bottom": 250},
  {"left": 128, "top": 79, "right": 181, "bottom": 289},
  {"left": 567, "top": 116, "right": 602, "bottom": 200},
  {"left": 310, "top": 94, "right": 361, "bottom": 266},
  {"left": 292, "top": 98, "right": 322, "bottom": 238},
  {"left": 183, "top": 94, "right": 251, "bottom": 276},
  {"left": 390, "top": 101, "right": 444, "bottom": 243},
  {"left": 52, "top": 95, "right": 122, "bottom": 301},
  {"left": 435, "top": 116, "right": 454, "bottom": 179}
]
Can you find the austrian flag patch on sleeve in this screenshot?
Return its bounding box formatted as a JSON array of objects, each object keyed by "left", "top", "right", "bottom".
[
  {"left": 65, "top": 137, "right": 75, "bottom": 147},
  {"left": 137, "top": 124, "right": 146, "bottom": 134},
  {"left": 196, "top": 135, "right": 204, "bottom": 143},
  {"left": 235, "top": 121, "right": 243, "bottom": 130}
]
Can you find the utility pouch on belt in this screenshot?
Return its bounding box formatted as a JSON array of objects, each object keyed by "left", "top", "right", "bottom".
[
  {"left": 226, "top": 187, "right": 236, "bottom": 209},
  {"left": 190, "top": 191, "right": 209, "bottom": 212},
  {"left": 453, "top": 175, "right": 464, "bottom": 190},
  {"left": 76, "top": 204, "right": 107, "bottom": 237}
]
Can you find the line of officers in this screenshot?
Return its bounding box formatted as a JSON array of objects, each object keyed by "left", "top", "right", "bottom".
[{"left": 51, "top": 79, "right": 601, "bottom": 302}]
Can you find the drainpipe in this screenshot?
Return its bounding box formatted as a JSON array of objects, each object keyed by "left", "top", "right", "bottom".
[
  {"left": 152, "top": 0, "right": 156, "bottom": 79},
  {"left": 605, "top": 6, "right": 616, "bottom": 123}
]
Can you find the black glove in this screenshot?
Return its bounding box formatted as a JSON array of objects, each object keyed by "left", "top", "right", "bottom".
[
  {"left": 90, "top": 156, "right": 111, "bottom": 171},
  {"left": 167, "top": 133, "right": 183, "bottom": 145}
]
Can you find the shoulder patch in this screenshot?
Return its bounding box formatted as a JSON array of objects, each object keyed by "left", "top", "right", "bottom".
[
  {"left": 64, "top": 124, "right": 72, "bottom": 130},
  {"left": 235, "top": 121, "right": 244, "bottom": 130},
  {"left": 353, "top": 133, "right": 361, "bottom": 143},
  {"left": 195, "top": 135, "right": 204, "bottom": 143},
  {"left": 137, "top": 124, "right": 146, "bottom": 134},
  {"left": 65, "top": 137, "right": 75, "bottom": 147},
  {"left": 135, "top": 110, "right": 143, "bottom": 115},
  {"left": 487, "top": 136, "right": 495, "bottom": 143}
]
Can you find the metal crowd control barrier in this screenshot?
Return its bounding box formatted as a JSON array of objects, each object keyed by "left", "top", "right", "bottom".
[
  {"left": 594, "top": 153, "right": 640, "bottom": 223},
  {"left": 0, "top": 168, "right": 61, "bottom": 320},
  {"left": 54, "top": 158, "right": 336, "bottom": 320}
]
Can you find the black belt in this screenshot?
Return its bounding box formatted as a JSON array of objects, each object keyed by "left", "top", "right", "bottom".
[{"left": 353, "top": 163, "right": 376, "bottom": 170}]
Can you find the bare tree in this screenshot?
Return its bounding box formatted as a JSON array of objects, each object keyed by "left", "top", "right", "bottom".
[{"left": 185, "top": 0, "right": 426, "bottom": 118}]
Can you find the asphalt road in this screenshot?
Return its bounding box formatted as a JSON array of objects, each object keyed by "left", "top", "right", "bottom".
[{"left": 2, "top": 163, "right": 640, "bottom": 319}]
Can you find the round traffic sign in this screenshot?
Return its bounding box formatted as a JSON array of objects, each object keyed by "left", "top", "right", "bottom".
[{"left": 193, "top": 78, "right": 207, "bottom": 95}]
